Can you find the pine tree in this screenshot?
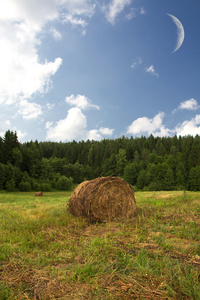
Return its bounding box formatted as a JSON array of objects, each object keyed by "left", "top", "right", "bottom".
[{"left": 3, "top": 130, "right": 20, "bottom": 164}]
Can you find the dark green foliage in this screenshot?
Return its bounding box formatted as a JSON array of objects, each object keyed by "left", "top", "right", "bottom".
[
  {"left": 62, "top": 162, "right": 86, "bottom": 183},
  {"left": 1, "top": 130, "right": 200, "bottom": 191},
  {"left": 124, "top": 162, "right": 139, "bottom": 185},
  {"left": 0, "top": 163, "right": 6, "bottom": 190},
  {"left": 39, "top": 182, "right": 52, "bottom": 192},
  {"left": 5, "top": 179, "right": 16, "bottom": 192},
  {"left": 2, "top": 130, "right": 20, "bottom": 164},
  {"left": 18, "top": 181, "right": 32, "bottom": 192},
  {"left": 115, "top": 148, "right": 127, "bottom": 176},
  {"left": 188, "top": 166, "right": 200, "bottom": 191},
  {"left": 56, "top": 176, "right": 73, "bottom": 190},
  {"left": 137, "top": 170, "right": 149, "bottom": 189},
  {"left": 21, "top": 140, "right": 42, "bottom": 178},
  {"left": 102, "top": 154, "right": 116, "bottom": 176}
]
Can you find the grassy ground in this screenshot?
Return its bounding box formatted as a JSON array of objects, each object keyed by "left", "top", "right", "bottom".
[{"left": 0, "top": 190, "right": 199, "bottom": 299}]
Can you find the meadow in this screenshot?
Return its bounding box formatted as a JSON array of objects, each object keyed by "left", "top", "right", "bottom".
[{"left": 0, "top": 190, "right": 199, "bottom": 299}]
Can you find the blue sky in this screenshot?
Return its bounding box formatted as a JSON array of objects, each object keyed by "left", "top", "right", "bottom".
[{"left": 0, "top": 0, "right": 200, "bottom": 142}]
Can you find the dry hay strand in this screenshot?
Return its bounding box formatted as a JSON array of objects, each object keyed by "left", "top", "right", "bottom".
[
  {"left": 68, "top": 176, "right": 137, "bottom": 223},
  {"left": 35, "top": 191, "right": 43, "bottom": 196}
]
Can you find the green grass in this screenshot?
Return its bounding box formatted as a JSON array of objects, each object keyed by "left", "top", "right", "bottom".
[{"left": 0, "top": 190, "right": 199, "bottom": 299}]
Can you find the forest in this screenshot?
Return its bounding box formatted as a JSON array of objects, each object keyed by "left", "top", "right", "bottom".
[{"left": 0, "top": 130, "right": 200, "bottom": 192}]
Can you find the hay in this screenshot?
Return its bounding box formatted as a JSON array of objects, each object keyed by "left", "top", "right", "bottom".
[
  {"left": 35, "top": 191, "right": 43, "bottom": 196},
  {"left": 68, "top": 176, "right": 136, "bottom": 223}
]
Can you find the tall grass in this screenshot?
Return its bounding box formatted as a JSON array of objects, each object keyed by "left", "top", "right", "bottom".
[{"left": 0, "top": 191, "right": 199, "bottom": 299}]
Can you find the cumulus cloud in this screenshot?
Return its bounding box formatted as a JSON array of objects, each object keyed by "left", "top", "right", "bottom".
[
  {"left": 46, "top": 103, "right": 55, "bottom": 110},
  {"left": 127, "top": 112, "right": 172, "bottom": 137},
  {"left": 175, "top": 115, "right": 200, "bottom": 136},
  {"left": 0, "top": 0, "right": 58, "bottom": 30},
  {"left": 15, "top": 129, "right": 27, "bottom": 142},
  {"left": 99, "top": 127, "right": 115, "bottom": 135},
  {"left": 172, "top": 98, "right": 199, "bottom": 114},
  {"left": 0, "top": 116, "right": 27, "bottom": 142},
  {"left": 86, "top": 127, "right": 114, "bottom": 141},
  {"left": 0, "top": 117, "right": 11, "bottom": 137},
  {"left": 18, "top": 100, "right": 42, "bottom": 120},
  {"left": 145, "top": 65, "right": 159, "bottom": 77},
  {"left": 63, "top": 14, "right": 87, "bottom": 28},
  {"left": 65, "top": 94, "right": 100, "bottom": 110},
  {"left": 178, "top": 98, "right": 199, "bottom": 110},
  {"left": 45, "top": 105, "right": 114, "bottom": 142},
  {"left": 0, "top": 0, "right": 138, "bottom": 107},
  {"left": 87, "top": 129, "right": 103, "bottom": 141},
  {"left": 60, "top": 0, "right": 96, "bottom": 34},
  {"left": 0, "top": 0, "right": 99, "bottom": 107},
  {"left": 0, "top": 0, "right": 63, "bottom": 106},
  {"left": 127, "top": 110, "right": 200, "bottom": 138},
  {"left": 45, "top": 107, "right": 87, "bottom": 142},
  {"left": 50, "top": 27, "right": 62, "bottom": 40},
  {"left": 46, "top": 93, "right": 114, "bottom": 142},
  {"left": 104, "top": 0, "right": 132, "bottom": 24},
  {"left": 61, "top": 0, "right": 96, "bottom": 18},
  {"left": 0, "top": 0, "right": 141, "bottom": 108}
]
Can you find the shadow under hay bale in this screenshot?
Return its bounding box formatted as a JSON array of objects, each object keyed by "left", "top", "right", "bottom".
[{"left": 68, "top": 176, "right": 137, "bottom": 223}]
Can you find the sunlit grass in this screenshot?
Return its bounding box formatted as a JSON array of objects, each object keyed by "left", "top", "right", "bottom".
[{"left": 0, "top": 190, "right": 200, "bottom": 299}]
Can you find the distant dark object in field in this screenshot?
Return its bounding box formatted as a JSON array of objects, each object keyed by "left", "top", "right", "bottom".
[
  {"left": 35, "top": 191, "right": 43, "bottom": 196},
  {"left": 68, "top": 176, "right": 136, "bottom": 223}
]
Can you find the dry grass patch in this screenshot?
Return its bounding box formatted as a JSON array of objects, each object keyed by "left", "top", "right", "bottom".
[{"left": 0, "top": 191, "right": 200, "bottom": 299}]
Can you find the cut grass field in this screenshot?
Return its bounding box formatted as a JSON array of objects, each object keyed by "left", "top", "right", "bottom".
[{"left": 0, "top": 190, "right": 199, "bottom": 299}]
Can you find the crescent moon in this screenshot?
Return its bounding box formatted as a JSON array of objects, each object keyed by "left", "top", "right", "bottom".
[{"left": 167, "top": 14, "right": 185, "bottom": 53}]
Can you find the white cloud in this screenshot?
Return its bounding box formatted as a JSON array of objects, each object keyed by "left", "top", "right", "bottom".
[
  {"left": 178, "top": 98, "right": 199, "bottom": 110},
  {"left": 145, "top": 65, "right": 159, "bottom": 77},
  {"left": 125, "top": 8, "right": 136, "bottom": 20},
  {"left": 65, "top": 94, "right": 100, "bottom": 110},
  {"left": 0, "top": 0, "right": 135, "bottom": 107},
  {"left": 0, "top": 0, "right": 62, "bottom": 106},
  {"left": 0, "top": 117, "right": 11, "bottom": 137},
  {"left": 61, "top": 0, "right": 96, "bottom": 17},
  {"left": 104, "top": 0, "right": 132, "bottom": 24},
  {"left": 15, "top": 129, "right": 27, "bottom": 142},
  {"left": 46, "top": 103, "right": 55, "bottom": 110},
  {"left": 127, "top": 111, "right": 200, "bottom": 138},
  {"left": 0, "top": 0, "right": 58, "bottom": 31},
  {"left": 50, "top": 27, "right": 62, "bottom": 40},
  {"left": 140, "top": 7, "right": 146, "bottom": 15},
  {"left": 125, "top": 6, "right": 146, "bottom": 20},
  {"left": 173, "top": 98, "right": 199, "bottom": 114},
  {"left": 86, "top": 127, "right": 114, "bottom": 141},
  {"left": 60, "top": 0, "right": 96, "bottom": 34},
  {"left": 18, "top": 100, "right": 42, "bottom": 120},
  {"left": 0, "top": 118, "right": 27, "bottom": 142},
  {"left": 87, "top": 130, "right": 103, "bottom": 141},
  {"left": 131, "top": 57, "right": 142, "bottom": 69},
  {"left": 99, "top": 127, "right": 115, "bottom": 135},
  {"left": 127, "top": 112, "right": 172, "bottom": 137},
  {"left": 175, "top": 115, "right": 200, "bottom": 136},
  {"left": 46, "top": 107, "right": 87, "bottom": 142},
  {"left": 63, "top": 14, "right": 87, "bottom": 28},
  {"left": 45, "top": 101, "right": 114, "bottom": 142}
]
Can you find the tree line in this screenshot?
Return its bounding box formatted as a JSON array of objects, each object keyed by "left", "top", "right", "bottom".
[{"left": 0, "top": 130, "right": 200, "bottom": 192}]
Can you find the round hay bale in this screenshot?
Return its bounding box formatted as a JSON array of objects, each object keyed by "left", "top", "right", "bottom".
[
  {"left": 68, "top": 176, "right": 136, "bottom": 223},
  {"left": 35, "top": 191, "right": 43, "bottom": 196}
]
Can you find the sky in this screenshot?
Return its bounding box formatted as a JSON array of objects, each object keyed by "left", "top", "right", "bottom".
[{"left": 0, "top": 0, "right": 200, "bottom": 143}]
